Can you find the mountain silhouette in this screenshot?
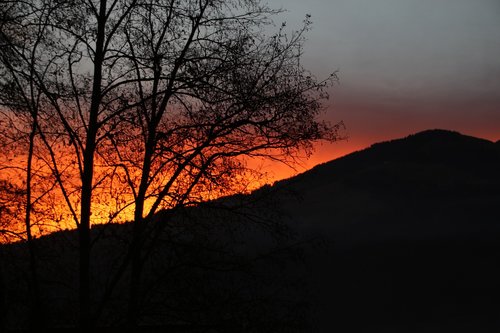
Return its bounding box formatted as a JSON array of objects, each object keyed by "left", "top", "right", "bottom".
[
  {"left": 1, "top": 129, "right": 499, "bottom": 332},
  {"left": 275, "top": 129, "right": 500, "bottom": 245},
  {"left": 268, "top": 129, "right": 500, "bottom": 332}
]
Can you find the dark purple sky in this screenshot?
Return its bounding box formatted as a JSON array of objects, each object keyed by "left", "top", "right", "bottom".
[{"left": 264, "top": 0, "right": 500, "bottom": 179}]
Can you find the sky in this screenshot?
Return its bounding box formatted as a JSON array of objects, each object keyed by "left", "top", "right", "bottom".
[{"left": 262, "top": 0, "right": 500, "bottom": 180}]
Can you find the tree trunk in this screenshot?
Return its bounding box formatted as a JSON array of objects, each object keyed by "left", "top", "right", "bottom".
[
  {"left": 25, "top": 113, "right": 44, "bottom": 329},
  {"left": 127, "top": 137, "right": 155, "bottom": 327},
  {"left": 127, "top": 221, "right": 143, "bottom": 327},
  {"left": 78, "top": 0, "right": 107, "bottom": 329}
]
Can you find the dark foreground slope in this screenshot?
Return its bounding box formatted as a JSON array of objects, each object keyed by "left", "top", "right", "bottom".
[
  {"left": 271, "top": 129, "right": 500, "bottom": 332},
  {"left": 1, "top": 129, "right": 499, "bottom": 332}
]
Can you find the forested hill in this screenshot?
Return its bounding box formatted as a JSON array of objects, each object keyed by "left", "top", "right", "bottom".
[
  {"left": 266, "top": 129, "right": 500, "bottom": 332},
  {"left": 271, "top": 129, "right": 500, "bottom": 245},
  {"left": 279, "top": 128, "right": 499, "bottom": 193}
]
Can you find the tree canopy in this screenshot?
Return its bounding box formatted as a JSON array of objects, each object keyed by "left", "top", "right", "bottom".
[{"left": 0, "top": 0, "right": 342, "bottom": 329}]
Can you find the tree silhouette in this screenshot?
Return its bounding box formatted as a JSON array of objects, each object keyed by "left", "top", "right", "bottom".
[
  {"left": 0, "top": 0, "right": 342, "bottom": 330},
  {"left": 0, "top": 1, "right": 58, "bottom": 327}
]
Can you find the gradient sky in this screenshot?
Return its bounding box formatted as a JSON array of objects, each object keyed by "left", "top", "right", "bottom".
[{"left": 262, "top": 0, "right": 500, "bottom": 180}]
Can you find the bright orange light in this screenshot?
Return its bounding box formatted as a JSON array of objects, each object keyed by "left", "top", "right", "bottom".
[{"left": 1, "top": 136, "right": 362, "bottom": 244}]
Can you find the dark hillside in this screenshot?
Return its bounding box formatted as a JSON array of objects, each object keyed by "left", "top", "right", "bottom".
[
  {"left": 272, "top": 129, "right": 500, "bottom": 331},
  {"left": 277, "top": 129, "right": 500, "bottom": 244},
  {"left": 282, "top": 129, "right": 499, "bottom": 195},
  {"left": 1, "top": 129, "right": 499, "bottom": 332},
  {"left": 1, "top": 195, "right": 309, "bottom": 332}
]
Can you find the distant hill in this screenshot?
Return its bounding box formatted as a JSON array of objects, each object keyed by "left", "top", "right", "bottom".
[
  {"left": 274, "top": 129, "right": 500, "bottom": 244},
  {"left": 1, "top": 129, "right": 499, "bottom": 332},
  {"left": 267, "top": 129, "right": 500, "bottom": 331}
]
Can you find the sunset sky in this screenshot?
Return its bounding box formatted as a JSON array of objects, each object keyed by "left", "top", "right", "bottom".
[{"left": 264, "top": 0, "right": 500, "bottom": 180}]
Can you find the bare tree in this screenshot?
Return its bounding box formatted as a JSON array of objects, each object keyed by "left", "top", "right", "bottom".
[
  {"left": 1, "top": 0, "right": 135, "bottom": 327},
  {"left": 103, "top": 3, "right": 341, "bottom": 325},
  {"left": 0, "top": 1, "right": 58, "bottom": 327},
  {"left": 0, "top": 0, "right": 342, "bottom": 329}
]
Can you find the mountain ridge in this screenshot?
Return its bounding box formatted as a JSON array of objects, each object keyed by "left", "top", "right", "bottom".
[
  {"left": 272, "top": 129, "right": 500, "bottom": 244},
  {"left": 276, "top": 128, "right": 499, "bottom": 187},
  {"left": 262, "top": 129, "right": 500, "bottom": 331},
  {"left": 2, "top": 128, "right": 499, "bottom": 332}
]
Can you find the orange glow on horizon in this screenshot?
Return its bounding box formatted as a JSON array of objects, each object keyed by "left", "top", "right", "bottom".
[
  {"left": 251, "top": 143, "right": 361, "bottom": 183},
  {"left": 263, "top": 126, "right": 500, "bottom": 183},
  {"left": 2, "top": 127, "right": 497, "bottom": 244}
]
